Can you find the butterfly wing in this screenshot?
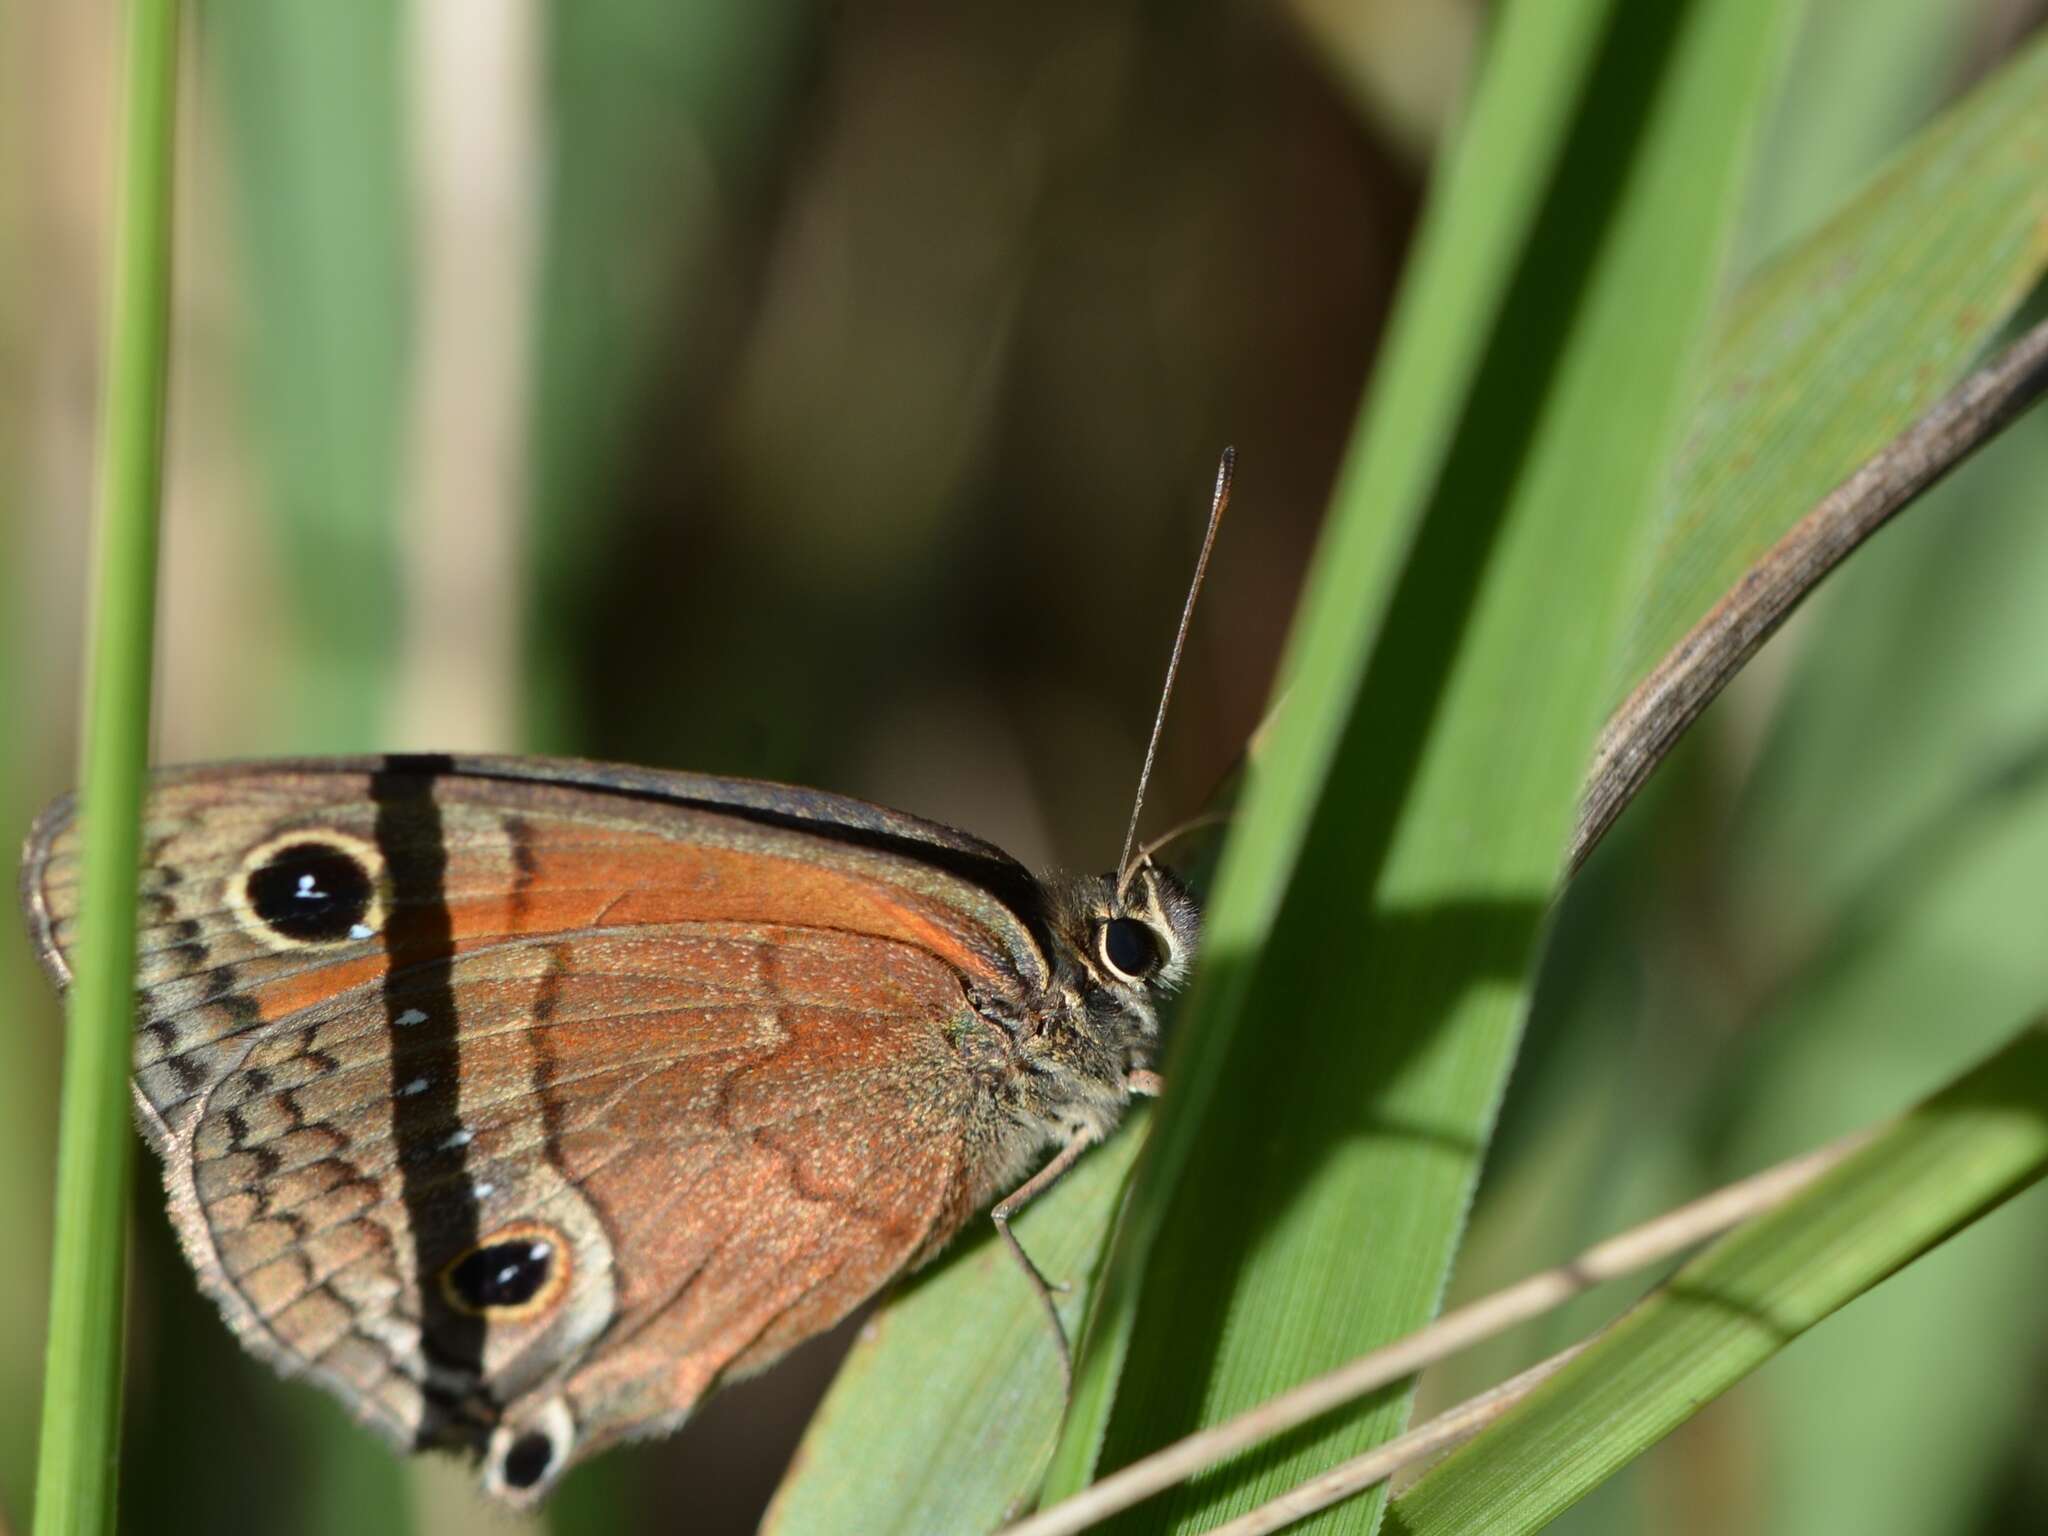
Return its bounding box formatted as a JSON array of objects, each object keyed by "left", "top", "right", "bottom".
[{"left": 21, "top": 755, "right": 1057, "bottom": 1499}]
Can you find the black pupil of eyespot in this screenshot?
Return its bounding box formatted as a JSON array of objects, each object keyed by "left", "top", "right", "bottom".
[
  {"left": 1103, "top": 917, "right": 1158, "bottom": 979},
  {"left": 502, "top": 1431, "right": 553, "bottom": 1489},
  {"left": 449, "top": 1239, "right": 553, "bottom": 1309},
  {"left": 245, "top": 842, "right": 373, "bottom": 941}
]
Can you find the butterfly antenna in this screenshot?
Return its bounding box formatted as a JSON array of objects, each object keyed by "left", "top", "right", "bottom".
[
  {"left": 1131, "top": 810, "right": 1231, "bottom": 872},
  {"left": 1117, "top": 447, "right": 1233, "bottom": 898}
]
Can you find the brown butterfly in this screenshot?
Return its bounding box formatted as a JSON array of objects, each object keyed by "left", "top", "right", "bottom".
[{"left": 17, "top": 456, "right": 1232, "bottom": 1505}]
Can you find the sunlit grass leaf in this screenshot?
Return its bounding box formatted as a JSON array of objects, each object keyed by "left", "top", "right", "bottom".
[
  {"left": 1061, "top": 3, "right": 1796, "bottom": 1532},
  {"left": 1384, "top": 1018, "right": 2048, "bottom": 1536}
]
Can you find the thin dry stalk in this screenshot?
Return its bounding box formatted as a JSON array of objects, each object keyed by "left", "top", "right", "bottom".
[{"left": 1204, "top": 1343, "right": 1590, "bottom": 1536}]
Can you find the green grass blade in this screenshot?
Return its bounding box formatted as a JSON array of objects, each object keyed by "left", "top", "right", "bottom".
[
  {"left": 1384, "top": 1017, "right": 2048, "bottom": 1536},
  {"left": 1041, "top": 0, "right": 1635, "bottom": 1497},
  {"left": 31, "top": 2, "right": 180, "bottom": 1530},
  {"left": 1056, "top": 3, "right": 1798, "bottom": 1531},
  {"left": 1720, "top": 691, "right": 2048, "bottom": 1531},
  {"left": 1727, "top": 414, "right": 2048, "bottom": 943}
]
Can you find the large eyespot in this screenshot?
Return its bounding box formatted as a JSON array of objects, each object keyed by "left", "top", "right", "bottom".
[
  {"left": 232, "top": 830, "right": 385, "bottom": 949},
  {"left": 440, "top": 1222, "right": 570, "bottom": 1318},
  {"left": 1097, "top": 916, "right": 1163, "bottom": 983}
]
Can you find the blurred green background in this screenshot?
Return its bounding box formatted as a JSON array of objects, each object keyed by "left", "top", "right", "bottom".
[{"left": 2, "top": 1, "right": 2044, "bottom": 1532}]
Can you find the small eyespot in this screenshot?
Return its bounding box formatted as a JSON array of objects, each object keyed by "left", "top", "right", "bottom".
[
  {"left": 489, "top": 1398, "right": 576, "bottom": 1502},
  {"left": 235, "top": 832, "right": 383, "bottom": 947},
  {"left": 1098, "top": 917, "right": 1162, "bottom": 983},
  {"left": 501, "top": 1431, "right": 554, "bottom": 1490},
  {"left": 440, "top": 1222, "right": 569, "bottom": 1317}
]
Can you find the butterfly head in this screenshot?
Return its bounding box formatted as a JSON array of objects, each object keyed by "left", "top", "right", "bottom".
[{"left": 1045, "top": 861, "right": 1200, "bottom": 1046}]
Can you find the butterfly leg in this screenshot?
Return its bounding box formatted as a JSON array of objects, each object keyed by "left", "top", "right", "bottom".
[
  {"left": 991, "top": 1126, "right": 1099, "bottom": 1393},
  {"left": 991, "top": 1073, "right": 1164, "bottom": 1390}
]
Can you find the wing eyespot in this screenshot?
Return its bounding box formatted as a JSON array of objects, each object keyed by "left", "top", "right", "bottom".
[
  {"left": 231, "top": 830, "right": 387, "bottom": 950},
  {"left": 487, "top": 1396, "right": 576, "bottom": 1502},
  {"left": 439, "top": 1221, "right": 571, "bottom": 1319},
  {"left": 501, "top": 1431, "right": 554, "bottom": 1490}
]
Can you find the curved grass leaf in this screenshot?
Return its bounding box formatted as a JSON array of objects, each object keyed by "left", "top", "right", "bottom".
[
  {"left": 1615, "top": 27, "right": 2048, "bottom": 702},
  {"left": 1454, "top": 513, "right": 2048, "bottom": 1531},
  {"left": 1070, "top": 7, "right": 1797, "bottom": 1530}
]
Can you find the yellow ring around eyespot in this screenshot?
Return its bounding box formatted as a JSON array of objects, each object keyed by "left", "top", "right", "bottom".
[{"left": 438, "top": 1220, "right": 575, "bottom": 1321}]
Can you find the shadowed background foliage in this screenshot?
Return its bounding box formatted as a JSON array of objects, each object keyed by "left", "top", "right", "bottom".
[{"left": 2, "top": 2, "right": 2045, "bottom": 1533}]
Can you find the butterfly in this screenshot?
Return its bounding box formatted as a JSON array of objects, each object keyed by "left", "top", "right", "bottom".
[{"left": 17, "top": 454, "right": 1232, "bottom": 1504}]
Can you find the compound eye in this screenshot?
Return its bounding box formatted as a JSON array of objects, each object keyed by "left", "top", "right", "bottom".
[{"left": 1098, "top": 916, "right": 1162, "bottom": 983}]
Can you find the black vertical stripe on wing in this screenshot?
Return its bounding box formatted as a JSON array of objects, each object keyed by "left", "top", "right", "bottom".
[{"left": 371, "top": 754, "right": 483, "bottom": 1434}]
